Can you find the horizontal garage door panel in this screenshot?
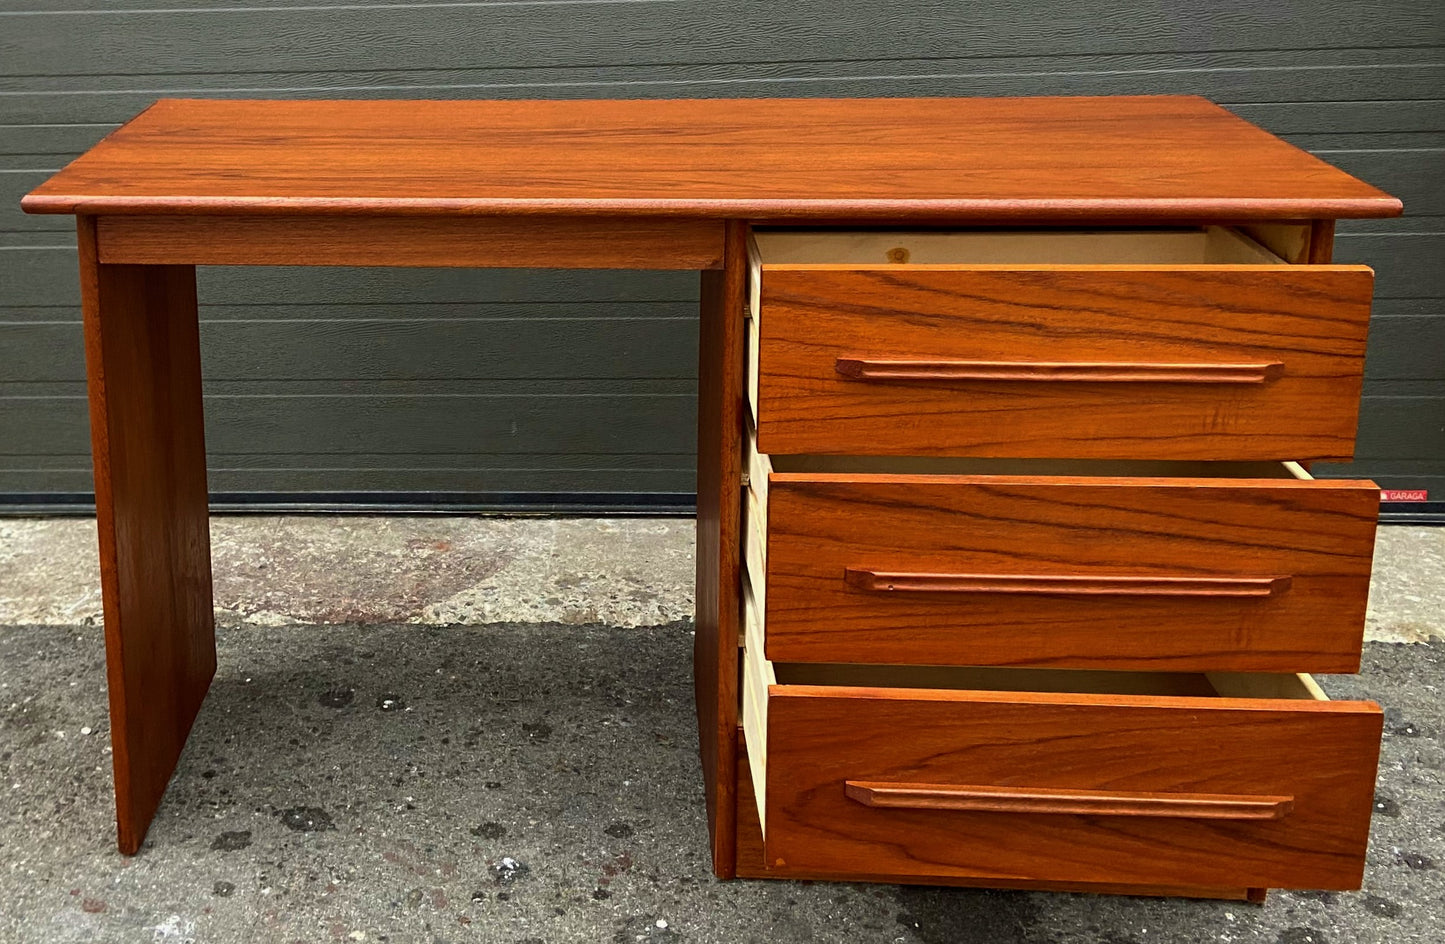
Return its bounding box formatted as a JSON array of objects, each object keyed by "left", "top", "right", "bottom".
[
  {"left": 1, "top": 3, "right": 1440, "bottom": 504},
  {"left": 0, "top": 454, "right": 697, "bottom": 496},
  {"left": 4, "top": 3, "right": 1438, "bottom": 77},
  {"left": 0, "top": 315, "right": 697, "bottom": 383}
]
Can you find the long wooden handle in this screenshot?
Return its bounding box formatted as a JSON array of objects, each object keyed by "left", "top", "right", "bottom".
[
  {"left": 845, "top": 782, "right": 1295, "bottom": 820},
  {"left": 835, "top": 358, "right": 1284, "bottom": 384},
  {"left": 843, "top": 569, "right": 1291, "bottom": 598}
]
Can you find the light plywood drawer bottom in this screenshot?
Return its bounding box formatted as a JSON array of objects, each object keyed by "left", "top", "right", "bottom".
[{"left": 740, "top": 587, "right": 1382, "bottom": 890}]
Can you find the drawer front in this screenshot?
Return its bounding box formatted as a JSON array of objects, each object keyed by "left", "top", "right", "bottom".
[
  {"left": 763, "top": 686, "right": 1382, "bottom": 889},
  {"left": 753, "top": 265, "right": 1374, "bottom": 460},
  {"left": 762, "top": 474, "right": 1378, "bottom": 672}
]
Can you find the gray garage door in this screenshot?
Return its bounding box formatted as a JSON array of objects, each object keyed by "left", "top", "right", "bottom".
[{"left": 2, "top": 2, "right": 1442, "bottom": 513}]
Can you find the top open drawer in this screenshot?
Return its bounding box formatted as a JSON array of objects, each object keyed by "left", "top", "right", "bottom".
[{"left": 746, "top": 227, "right": 1375, "bottom": 461}]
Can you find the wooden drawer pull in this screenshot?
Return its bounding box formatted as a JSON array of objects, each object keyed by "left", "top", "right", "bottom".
[
  {"left": 834, "top": 358, "right": 1285, "bottom": 384},
  {"left": 843, "top": 569, "right": 1291, "bottom": 598},
  {"left": 845, "top": 782, "right": 1295, "bottom": 820}
]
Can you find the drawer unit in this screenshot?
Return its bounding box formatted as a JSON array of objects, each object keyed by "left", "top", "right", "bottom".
[
  {"left": 740, "top": 616, "right": 1384, "bottom": 891},
  {"left": 738, "top": 219, "right": 1386, "bottom": 898},
  {"left": 743, "top": 441, "right": 1379, "bottom": 672},
  {"left": 746, "top": 227, "right": 1376, "bottom": 461}
]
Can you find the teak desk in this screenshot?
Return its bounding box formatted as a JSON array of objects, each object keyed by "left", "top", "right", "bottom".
[{"left": 23, "top": 96, "right": 1402, "bottom": 899}]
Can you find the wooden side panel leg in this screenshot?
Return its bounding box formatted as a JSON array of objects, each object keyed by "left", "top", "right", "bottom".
[
  {"left": 78, "top": 216, "right": 216, "bottom": 855},
  {"left": 1308, "top": 219, "right": 1336, "bottom": 263},
  {"left": 694, "top": 220, "right": 748, "bottom": 878}
]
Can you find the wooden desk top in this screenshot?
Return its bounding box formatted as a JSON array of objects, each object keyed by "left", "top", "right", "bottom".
[{"left": 23, "top": 96, "right": 1399, "bottom": 222}]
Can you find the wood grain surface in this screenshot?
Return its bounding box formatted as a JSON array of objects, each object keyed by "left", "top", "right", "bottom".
[
  {"left": 77, "top": 217, "right": 217, "bottom": 855},
  {"left": 693, "top": 221, "right": 748, "bottom": 877},
  {"left": 754, "top": 265, "right": 1376, "bottom": 460},
  {"left": 21, "top": 97, "right": 1400, "bottom": 221},
  {"left": 760, "top": 473, "right": 1378, "bottom": 671},
  {"left": 761, "top": 685, "right": 1382, "bottom": 889},
  {"left": 95, "top": 215, "right": 724, "bottom": 269}
]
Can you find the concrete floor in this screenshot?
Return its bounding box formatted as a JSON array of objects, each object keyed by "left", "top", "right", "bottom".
[{"left": 0, "top": 517, "right": 1442, "bottom": 944}]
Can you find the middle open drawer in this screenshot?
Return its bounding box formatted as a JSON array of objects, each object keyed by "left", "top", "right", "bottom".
[{"left": 744, "top": 441, "right": 1379, "bottom": 673}]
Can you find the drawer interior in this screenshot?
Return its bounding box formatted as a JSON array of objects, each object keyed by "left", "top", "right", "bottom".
[
  {"left": 761, "top": 453, "right": 1312, "bottom": 481},
  {"left": 751, "top": 226, "right": 1286, "bottom": 267},
  {"left": 771, "top": 660, "right": 1328, "bottom": 702},
  {"left": 746, "top": 588, "right": 1327, "bottom": 701},
  {"left": 745, "top": 425, "right": 1317, "bottom": 548}
]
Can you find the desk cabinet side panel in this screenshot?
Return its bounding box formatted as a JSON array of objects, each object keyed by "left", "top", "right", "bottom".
[{"left": 695, "top": 220, "right": 748, "bottom": 877}]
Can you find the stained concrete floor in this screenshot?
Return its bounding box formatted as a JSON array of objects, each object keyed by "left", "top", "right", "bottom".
[{"left": 1, "top": 517, "right": 1442, "bottom": 944}]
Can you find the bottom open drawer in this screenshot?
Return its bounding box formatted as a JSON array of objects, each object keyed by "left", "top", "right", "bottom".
[{"left": 741, "top": 583, "right": 1383, "bottom": 890}]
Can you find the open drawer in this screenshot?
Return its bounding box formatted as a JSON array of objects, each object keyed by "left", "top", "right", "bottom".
[
  {"left": 743, "top": 437, "right": 1379, "bottom": 673},
  {"left": 740, "top": 595, "right": 1383, "bottom": 891},
  {"left": 745, "top": 226, "right": 1375, "bottom": 461}
]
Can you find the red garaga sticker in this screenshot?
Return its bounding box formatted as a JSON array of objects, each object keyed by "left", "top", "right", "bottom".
[{"left": 1381, "top": 490, "right": 1429, "bottom": 502}]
